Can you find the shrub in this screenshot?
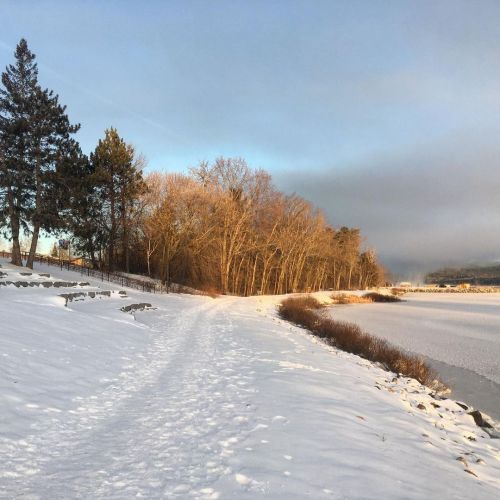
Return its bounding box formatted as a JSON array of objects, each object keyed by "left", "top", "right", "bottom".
[
  {"left": 282, "top": 295, "right": 325, "bottom": 311},
  {"left": 199, "top": 285, "right": 220, "bottom": 298},
  {"left": 363, "top": 292, "right": 402, "bottom": 303},
  {"left": 279, "top": 296, "right": 444, "bottom": 390},
  {"left": 172, "top": 283, "right": 219, "bottom": 298},
  {"left": 331, "top": 293, "right": 372, "bottom": 305}
]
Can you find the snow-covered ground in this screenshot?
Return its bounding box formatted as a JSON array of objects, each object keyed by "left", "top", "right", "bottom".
[
  {"left": 327, "top": 293, "right": 500, "bottom": 420},
  {"left": 1, "top": 260, "right": 500, "bottom": 499}
]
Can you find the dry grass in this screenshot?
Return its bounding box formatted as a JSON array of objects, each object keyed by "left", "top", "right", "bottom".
[
  {"left": 288, "top": 295, "right": 326, "bottom": 310},
  {"left": 331, "top": 293, "right": 373, "bottom": 305},
  {"left": 198, "top": 285, "right": 220, "bottom": 298},
  {"left": 363, "top": 292, "right": 402, "bottom": 303},
  {"left": 331, "top": 292, "right": 402, "bottom": 304},
  {"left": 279, "top": 296, "right": 444, "bottom": 390},
  {"left": 171, "top": 283, "right": 220, "bottom": 298}
]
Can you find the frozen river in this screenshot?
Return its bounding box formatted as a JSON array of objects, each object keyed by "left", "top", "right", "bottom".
[{"left": 328, "top": 293, "right": 500, "bottom": 420}]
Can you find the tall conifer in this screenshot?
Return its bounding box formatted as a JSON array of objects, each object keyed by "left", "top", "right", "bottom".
[
  {"left": 0, "top": 39, "right": 82, "bottom": 268},
  {"left": 89, "top": 128, "right": 145, "bottom": 271},
  {"left": 0, "top": 39, "right": 39, "bottom": 265}
]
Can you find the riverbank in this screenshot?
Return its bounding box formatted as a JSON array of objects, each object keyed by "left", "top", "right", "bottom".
[{"left": 327, "top": 292, "right": 500, "bottom": 420}]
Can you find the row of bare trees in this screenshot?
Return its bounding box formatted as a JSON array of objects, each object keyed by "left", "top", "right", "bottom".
[
  {"left": 128, "top": 158, "right": 384, "bottom": 295},
  {"left": 1, "top": 40, "right": 383, "bottom": 293}
]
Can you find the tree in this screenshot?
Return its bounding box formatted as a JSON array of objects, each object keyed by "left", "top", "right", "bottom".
[
  {"left": 0, "top": 39, "right": 82, "bottom": 268},
  {"left": 50, "top": 241, "right": 58, "bottom": 258},
  {"left": 88, "top": 128, "right": 145, "bottom": 271},
  {"left": 0, "top": 39, "right": 39, "bottom": 266},
  {"left": 24, "top": 88, "right": 81, "bottom": 268},
  {"left": 67, "top": 155, "right": 108, "bottom": 269},
  {"left": 132, "top": 157, "right": 383, "bottom": 295},
  {"left": 335, "top": 227, "right": 361, "bottom": 289}
]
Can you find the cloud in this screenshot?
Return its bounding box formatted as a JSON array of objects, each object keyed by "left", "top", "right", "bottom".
[{"left": 275, "top": 130, "right": 500, "bottom": 275}]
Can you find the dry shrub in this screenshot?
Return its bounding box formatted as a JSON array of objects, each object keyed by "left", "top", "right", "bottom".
[
  {"left": 332, "top": 293, "right": 373, "bottom": 305},
  {"left": 171, "top": 284, "right": 195, "bottom": 295},
  {"left": 279, "top": 297, "right": 443, "bottom": 390},
  {"left": 201, "top": 286, "right": 220, "bottom": 298},
  {"left": 363, "top": 292, "right": 402, "bottom": 303},
  {"left": 172, "top": 283, "right": 219, "bottom": 298},
  {"left": 282, "top": 295, "right": 325, "bottom": 311},
  {"left": 279, "top": 296, "right": 324, "bottom": 328}
]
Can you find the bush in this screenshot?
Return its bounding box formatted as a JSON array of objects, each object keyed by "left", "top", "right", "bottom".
[
  {"left": 363, "top": 292, "right": 402, "bottom": 303},
  {"left": 198, "top": 285, "right": 220, "bottom": 298},
  {"left": 331, "top": 293, "right": 372, "bottom": 304},
  {"left": 279, "top": 296, "right": 444, "bottom": 390},
  {"left": 282, "top": 295, "right": 325, "bottom": 311}
]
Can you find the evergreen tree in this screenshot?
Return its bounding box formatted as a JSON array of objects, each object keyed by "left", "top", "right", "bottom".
[
  {"left": 68, "top": 156, "right": 108, "bottom": 269},
  {"left": 50, "top": 241, "right": 58, "bottom": 258},
  {"left": 0, "top": 39, "right": 82, "bottom": 268},
  {"left": 84, "top": 128, "right": 145, "bottom": 271},
  {"left": 0, "top": 39, "right": 39, "bottom": 266},
  {"left": 25, "top": 86, "right": 81, "bottom": 268}
]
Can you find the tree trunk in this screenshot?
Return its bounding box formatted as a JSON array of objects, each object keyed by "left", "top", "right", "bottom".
[
  {"left": 26, "top": 154, "right": 42, "bottom": 269},
  {"left": 109, "top": 177, "right": 116, "bottom": 271},
  {"left": 146, "top": 240, "right": 152, "bottom": 277},
  {"left": 121, "top": 192, "right": 130, "bottom": 273},
  {"left": 90, "top": 251, "right": 97, "bottom": 269},
  {"left": 7, "top": 189, "right": 23, "bottom": 266},
  {"left": 26, "top": 222, "right": 40, "bottom": 269},
  {"left": 10, "top": 221, "right": 23, "bottom": 266}
]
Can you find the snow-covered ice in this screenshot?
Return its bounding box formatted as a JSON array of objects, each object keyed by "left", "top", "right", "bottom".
[
  {"left": 327, "top": 292, "right": 500, "bottom": 419},
  {"left": 1, "top": 261, "right": 500, "bottom": 498}
]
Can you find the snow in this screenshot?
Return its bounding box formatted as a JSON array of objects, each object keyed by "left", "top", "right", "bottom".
[
  {"left": 327, "top": 293, "right": 500, "bottom": 418},
  {"left": 1, "top": 260, "right": 500, "bottom": 498}
]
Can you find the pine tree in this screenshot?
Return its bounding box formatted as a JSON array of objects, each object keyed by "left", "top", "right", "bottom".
[
  {"left": 50, "top": 241, "right": 58, "bottom": 258},
  {"left": 25, "top": 87, "right": 81, "bottom": 268},
  {"left": 88, "top": 128, "right": 145, "bottom": 271},
  {"left": 0, "top": 39, "right": 82, "bottom": 268},
  {"left": 67, "top": 157, "right": 108, "bottom": 269},
  {"left": 0, "top": 39, "right": 39, "bottom": 266}
]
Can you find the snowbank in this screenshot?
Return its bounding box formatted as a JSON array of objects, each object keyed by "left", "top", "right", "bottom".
[{"left": 0, "top": 260, "right": 499, "bottom": 498}]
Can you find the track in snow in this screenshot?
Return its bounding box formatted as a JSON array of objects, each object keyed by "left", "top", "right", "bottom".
[
  {"left": 1, "top": 262, "right": 500, "bottom": 499},
  {"left": 2, "top": 299, "right": 261, "bottom": 498}
]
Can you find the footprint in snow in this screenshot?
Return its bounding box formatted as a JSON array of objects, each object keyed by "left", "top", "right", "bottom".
[
  {"left": 173, "top": 484, "right": 191, "bottom": 493},
  {"left": 272, "top": 415, "right": 289, "bottom": 424},
  {"left": 198, "top": 487, "right": 220, "bottom": 499},
  {"left": 235, "top": 473, "right": 252, "bottom": 486}
]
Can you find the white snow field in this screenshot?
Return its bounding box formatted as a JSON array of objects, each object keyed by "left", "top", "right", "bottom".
[
  {"left": 1, "top": 261, "right": 500, "bottom": 499},
  {"left": 327, "top": 293, "right": 500, "bottom": 419}
]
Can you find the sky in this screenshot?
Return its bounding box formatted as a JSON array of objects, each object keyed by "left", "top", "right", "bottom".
[{"left": 1, "top": 0, "right": 500, "bottom": 276}]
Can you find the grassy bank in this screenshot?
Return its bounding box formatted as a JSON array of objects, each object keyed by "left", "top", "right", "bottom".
[
  {"left": 332, "top": 292, "right": 402, "bottom": 304},
  {"left": 279, "top": 296, "right": 444, "bottom": 390}
]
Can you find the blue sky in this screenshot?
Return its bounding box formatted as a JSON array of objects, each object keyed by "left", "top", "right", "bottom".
[{"left": 2, "top": 0, "right": 500, "bottom": 273}]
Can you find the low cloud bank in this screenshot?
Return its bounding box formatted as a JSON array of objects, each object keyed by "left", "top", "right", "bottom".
[{"left": 276, "top": 133, "right": 500, "bottom": 277}]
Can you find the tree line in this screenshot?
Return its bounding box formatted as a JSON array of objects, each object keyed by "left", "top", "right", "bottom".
[{"left": 0, "top": 39, "right": 384, "bottom": 294}]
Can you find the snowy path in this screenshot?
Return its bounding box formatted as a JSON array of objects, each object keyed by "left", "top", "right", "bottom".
[
  {"left": 2, "top": 297, "right": 258, "bottom": 498},
  {"left": 1, "top": 262, "right": 500, "bottom": 498}
]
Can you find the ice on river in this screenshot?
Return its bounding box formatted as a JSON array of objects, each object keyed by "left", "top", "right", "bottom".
[{"left": 328, "top": 292, "right": 500, "bottom": 418}]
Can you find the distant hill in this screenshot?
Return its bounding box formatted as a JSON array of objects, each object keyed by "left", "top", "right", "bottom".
[{"left": 426, "top": 264, "right": 500, "bottom": 285}]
